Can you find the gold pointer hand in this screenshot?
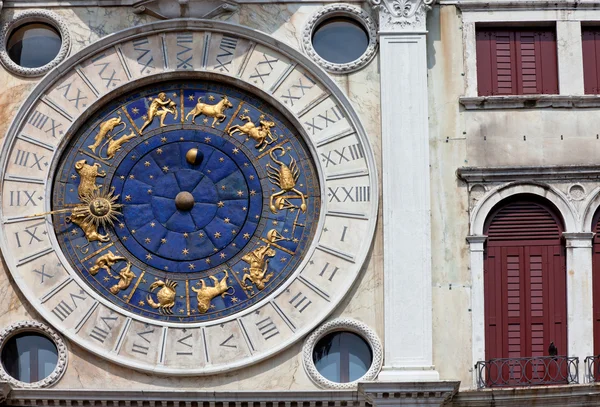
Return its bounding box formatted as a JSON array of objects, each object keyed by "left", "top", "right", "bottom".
[{"left": 24, "top": 207, "right": 82, "bottom": 218}]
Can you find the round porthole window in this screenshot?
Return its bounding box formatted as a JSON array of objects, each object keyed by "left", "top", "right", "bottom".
[
  {"left": 312, "top": 18, "right": 369, "bottom": 65},
  {"left": 0, "top": 10, "right": 71, "bottom": 77},
  {"left": 7, "top": 23, "right": 62, "bottom": 68},
  {"left": 313, "top": 331, "right": 372, "bottom": 383},
  {"left": 303, "top": 318, "right": 382, "bottom": 389},
  {"left": 1, "top": 332, "right": 58, "bottom": 383},
  {"left": 0, "top": 321, "right": 67, "bottom": 388},
  {"left": 302, "top": 4, "right": 378, "bottom": 74}
]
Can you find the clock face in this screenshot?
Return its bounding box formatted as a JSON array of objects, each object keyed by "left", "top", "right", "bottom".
[
  {"left": 52, "top": 81, "right": 320, "bottom": 322},
  {"left": 0, "top": 23, "right": 377, "bottom": 374}
]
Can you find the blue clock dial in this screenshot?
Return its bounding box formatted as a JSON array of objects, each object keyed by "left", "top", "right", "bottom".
[{"left": 52, "top": 81, "right": 320, "bottom": 322}]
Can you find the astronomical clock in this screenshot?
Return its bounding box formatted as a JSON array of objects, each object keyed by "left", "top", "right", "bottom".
[{"left": 0, "top": 21, "right": 377, "bottom": 374}]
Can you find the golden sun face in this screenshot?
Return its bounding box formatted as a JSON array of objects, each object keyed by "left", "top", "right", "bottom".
[{"left": 76, "top": 188, "right": 123, "bottom": 228}]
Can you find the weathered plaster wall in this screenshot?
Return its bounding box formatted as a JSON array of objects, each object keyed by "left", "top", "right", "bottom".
[
  {"left": 427, "top": 5, "right": 472, "bottom": 388},
  {"left": 0, "top": 3, "right": 383, "bottom": 390}
]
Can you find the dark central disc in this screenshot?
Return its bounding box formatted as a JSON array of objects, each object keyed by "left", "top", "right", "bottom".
[{"left": 175, "top": 191, "right": 195, "bottom": 211}]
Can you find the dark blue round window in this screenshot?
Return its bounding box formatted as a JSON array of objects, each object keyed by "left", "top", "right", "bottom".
[
  {"left": 312, "top": 18, "right": 369, "bottom": 64},
  {"left": 7, "top": 23, "right": 62, "bottom": 68},
  {"left": 313, "top": 332, "right": 372, "bottom": 383},
  {"left": 1, "top": 333, "right": 58, "bottom": 383}
]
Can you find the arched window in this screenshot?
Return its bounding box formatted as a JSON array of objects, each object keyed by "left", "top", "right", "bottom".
[{"left": 483, "top": 196, "right": 567, "bottom": 385}]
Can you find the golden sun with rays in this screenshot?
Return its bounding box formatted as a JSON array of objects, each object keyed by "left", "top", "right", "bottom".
[{"left": 72, "top": 188, "right": 123, "bottom": 228}]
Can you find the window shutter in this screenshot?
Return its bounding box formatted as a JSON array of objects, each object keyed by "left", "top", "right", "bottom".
[
  {"left": 476, "top": 28, "right": 558, "bottom": 96},
  {"left": 582, "top": 28, "right": 600, "bottom": 94}
]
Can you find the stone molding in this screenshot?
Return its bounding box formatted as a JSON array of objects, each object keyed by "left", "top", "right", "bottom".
[
  {"left": 460, "top": 95, "right": 600, "bottom": 110},
  {"left": 301, "top": 3, "right": 378, "bottom": 74},
  {"left": 440, "top": 0, "right": 600, "bottom": 11},
  {"left": 368, "top": 0, "right": 435, "bottom": 31},
  {"left": 132, "top": 0, "right": 238, "bottom": 20},
  {"left": 0, "top": 9, "right": 71, "bottom": 77},
  {"left": 0, "top": 321, "right": 68, "bottom": 389},
  {"left": 302, "top": 318, "right": 383, "bottom": 389},
  {"left": 359, "top": 381, "right": 460, "bottom": 406},
  {"left": 458, "top": 165, "right": 600, "bottom": 183}
]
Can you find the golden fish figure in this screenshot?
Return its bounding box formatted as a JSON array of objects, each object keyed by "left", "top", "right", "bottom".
[
  {"left": 106, "top": 130, "right": 136, "bottom": 159},
  {"left": 88, "top": 117, "right": 125, "bottom": 153},
  {"left": 227, "top": 115, "right": 277, "bottom": 151},
  {"left": 109, "top": 262, "right": 135, "bottom": 295},
  {"left": 146, "top": 279, "right": 177, "bottom": 314},
  {"left": 89, "top": 251, "right": 126, "bottom": 276},
  {"left": 266, "top": 146, "right": 307, "bottom": 214},
  {"left": 75, "top": 159, "right": 106, "bottom": 199},
  {"left": 140, "top": 92, "right": 177, "bottom": 134},
  {"left": 186, "top": 95, "right": 233, "bottom": 127},
  {"left": 191, "top": 271, "right": 233, "bottom": 313}
]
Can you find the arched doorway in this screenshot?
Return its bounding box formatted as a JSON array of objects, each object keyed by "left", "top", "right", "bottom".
[{"left": 483, "top": 196, "right": 567, "bottom": 385}]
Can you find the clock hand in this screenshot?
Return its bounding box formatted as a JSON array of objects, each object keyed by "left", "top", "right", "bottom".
[{"left": 24, "top": 207, "right": 80, "bottom": 218}]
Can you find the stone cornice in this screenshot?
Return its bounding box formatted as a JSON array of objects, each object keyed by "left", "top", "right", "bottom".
[
  {"left": 368, "top": 0, "right": 435, "bottom": 31},
  {"left": 457, "top": 165, "right": 600, "bottom": 183},
  {"left": 4, "top": 388, "right": 367, "bottom": 407},
  {"left": 440, "top": 0, "right": 600, "bottom": 11}
]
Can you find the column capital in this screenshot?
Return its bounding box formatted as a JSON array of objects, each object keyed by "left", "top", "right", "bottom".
[
  {"left": 563, "top": 232, "right": 595, "bottom": 248},
  {"left": 466, "top": 235, "right": 487, "bottom": 252},
  {"left": 369, "top": 0, "right": 434, "bottom": 32}
]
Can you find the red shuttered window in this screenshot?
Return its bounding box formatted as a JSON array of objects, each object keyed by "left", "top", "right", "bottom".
[
  {"left": 476, "top": 28, "right": 559, "bottom": 96},
  {"left": 484, "top": 200, "right": 567, "bottom": 364},
  {"left": 582, "top": 28, "right": 600, "bottom": 94}
]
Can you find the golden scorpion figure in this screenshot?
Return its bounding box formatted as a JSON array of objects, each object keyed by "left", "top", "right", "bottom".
[{"left": 267, "top": 146, "right": 307, "bottom": 214}]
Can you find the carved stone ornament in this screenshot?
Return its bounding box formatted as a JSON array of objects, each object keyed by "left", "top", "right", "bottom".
[
  {"left": 0, "top": 321, "right": 68, "bottom": 388},
  {"left": 368, "top": 0, "right": 435, "bottom": 31},
  {"left": 133, "top": 0, "right": 238, "bottom": 19},
  {"left": 302, "top": 4, "right": 378, "bottom": 74},
  {"left": 0, "top": 9, "right": 71, "bottom": 77},
  {"left": 302, "top": 318, "right": 383, "bottom": 389}
]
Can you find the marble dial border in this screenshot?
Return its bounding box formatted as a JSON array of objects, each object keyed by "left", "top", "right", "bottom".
[{"left": 0, "top": 20, "right": 379, "bottom": 375}]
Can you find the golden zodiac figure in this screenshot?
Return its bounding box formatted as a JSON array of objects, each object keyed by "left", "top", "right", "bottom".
[
  {"left": 266, "top": 146, "right": 307, "bottom": 214},
  {"left": 186, "top": 95, "right": 233, "bottom": 127},
  {"left": 147, "top": 279, "right": 177, "bottom": 314},
  {"left": 67, "top": 209, "right": 110, "bottom": 243},
  {"left": 106, "top": 130, "right": 136, "bottom": 159},
  {"left": 89, "top": 251, "right": 126, "bottom": 276},
  {"left": 191, "top": 271, "right": 233, "bottom": 313},
  {"left": 227, "top": 115, "right": 277, "bottom": 152},
  {"left": 241, "top": 230, "right": 282, "bottom": 291},
  {"left": 88, "top": 117, "right": 124, "bottom": 153},
  {"left": 140, "top": 92, "right": 178, "bottom": 134},
  {"left": 75, "top": 159, "right": 106, "bottom": 199},
  {"left": 109, "top": 262, "right": 135, "bottom": 295}
]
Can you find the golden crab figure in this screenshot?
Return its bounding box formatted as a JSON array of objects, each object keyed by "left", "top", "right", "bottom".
[{"left": 146, "top": 279, "right": 178, "bottom": 314}]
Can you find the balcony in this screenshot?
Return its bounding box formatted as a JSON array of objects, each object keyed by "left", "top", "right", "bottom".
[
  {"left": 584, "top": 355, "right": 600, "bottom": 382},
  {"left": 475, "top": 356, "right": 579, "bottom": 388}
]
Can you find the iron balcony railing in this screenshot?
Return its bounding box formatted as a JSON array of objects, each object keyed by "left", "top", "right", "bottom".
[
  {"left": 475, "top": 356, "right": 579, "bottom": 388},
  {"left": 584, "top": 355, "right": 600, "bottom": 382}
]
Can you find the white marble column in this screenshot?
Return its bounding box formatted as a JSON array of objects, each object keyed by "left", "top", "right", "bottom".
[
  {"left": 466, "top": 235, "right": 486, "bottom": 387},
  {"left": 370, "top": 0, "right": 439, "bottom": 381},
  {"left": 563, "top": 232, "right": 594, "bottom": 379}
]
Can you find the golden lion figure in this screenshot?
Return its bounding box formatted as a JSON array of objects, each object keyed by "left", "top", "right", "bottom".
[
  {"left": 147, "top": 279, "right": 177, "bottom": 314},
  {"left": 67, "top": 209, "right": 110, "bottom": 243},
  {"left": 89, "top": 251, "right": 126, "bottom": 275},
  {"left": 88, "top": 117, "right": 124, "bottom": 153},
  {"left": 75, "top": 159, "right": 106, "bottom": 199},
  {"left": 186, "top": 95, "right": 233, "bottom": 127},
  {"left": 191, "top": 271, "right": 233, "bottom": 313},
  {"left": 227, "top": 115, "right": 277, "bottom": 152},
  {"left": 241, "top": 244, "right": 276, "bottom": 291},
  {"left": 109, "top": 262, "right": 135, "bottom": 295},
  {"left": 140, "top": 92, "right": 177, "bottom": 134}
]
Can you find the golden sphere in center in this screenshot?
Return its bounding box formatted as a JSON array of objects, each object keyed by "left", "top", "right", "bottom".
[{"left": 175, "top": 191, "right": 195, "bottom": 211}]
